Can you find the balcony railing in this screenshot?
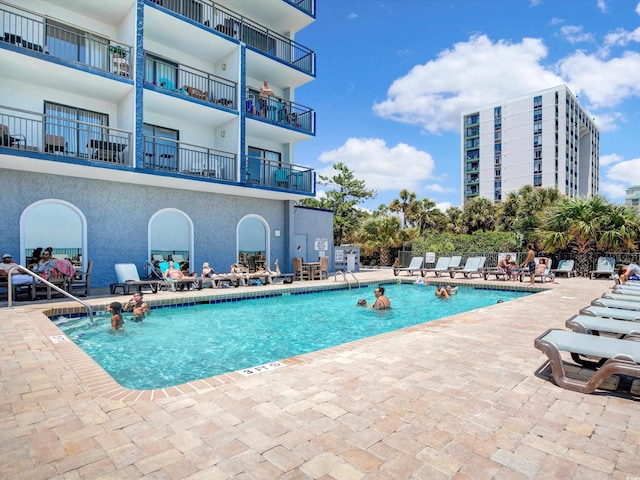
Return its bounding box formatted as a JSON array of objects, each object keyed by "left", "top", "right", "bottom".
[
  {"left": 147, "top": 0, "right": 315, "bottom": 75},
  {"left": 246, "top": 90, "right": 314, "bottom": 134},
  {"left": 144, "top": 54, "right": 236, "bottom": 108},
  {"left": 1, "top": 105, "right": 132, "bottom": 165},
  {"left": 283, "top": 0, "right": 315, "bottom": 16},
  {"left": 244, "top": 155, "right": 314, "bottom": 194},
  {"left": 143, "top": 135, "right": 236, "bottom": 181},
  {"left": 0, "top": 3, "right": 132, "bottom": 76}
]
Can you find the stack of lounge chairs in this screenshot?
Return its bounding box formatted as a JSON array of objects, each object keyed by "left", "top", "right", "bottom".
[{"left": 534, "top": 283, "right": 640, "bottom": 396}]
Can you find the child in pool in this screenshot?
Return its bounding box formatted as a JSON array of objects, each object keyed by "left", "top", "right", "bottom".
[
  {"left": 356, "top": 298, "right": 367, "bottom": 306},
  {"left": 107, "top": 301, "right": 124, "bottom": 331}
]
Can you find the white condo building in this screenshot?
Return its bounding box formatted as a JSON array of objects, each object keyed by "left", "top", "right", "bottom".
[{"left": 461, "top": 85, "right": 599, "bottom": 205}]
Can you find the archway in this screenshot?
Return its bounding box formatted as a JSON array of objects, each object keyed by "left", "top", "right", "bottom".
[
  {"left": 148, "top": 208, "right": 194, "bottom": 269},
  {"left": 237, "top": 214, "right": 269, "bottom": 271},
  {"left": 20, "top": 199, "right": 87, "bottom": 268}
]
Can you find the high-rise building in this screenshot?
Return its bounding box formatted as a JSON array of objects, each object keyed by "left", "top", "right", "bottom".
[
  {"left": 461, "top": 85, "right": 599, "bottom": 205},
  {"left": 625, "top": 186, "right": 640, "bottom": 215},
  {"left": 0, "top": 0, "right": 333, "bottom": 288}
]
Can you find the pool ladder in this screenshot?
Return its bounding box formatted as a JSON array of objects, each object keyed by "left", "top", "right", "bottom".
[
  {"left": 334, "top": 270, "right": 360, "bottom": 289},
  {"left": 5, "top": 265, "right": 94, "bottom": 319}
]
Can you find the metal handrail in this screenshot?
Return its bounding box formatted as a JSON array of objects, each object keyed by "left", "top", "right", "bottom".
[{"left": 6, "top": 265, "right": 94, "bottom": 318}]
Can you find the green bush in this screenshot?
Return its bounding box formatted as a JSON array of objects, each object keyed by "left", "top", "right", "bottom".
[{"left": 412, "top": 231, "right": 522, "bottom": 255}]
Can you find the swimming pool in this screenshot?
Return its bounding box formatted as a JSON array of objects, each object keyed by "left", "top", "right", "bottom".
[{"left": 57, "top": 284, "right": 530, "bottom": 390}]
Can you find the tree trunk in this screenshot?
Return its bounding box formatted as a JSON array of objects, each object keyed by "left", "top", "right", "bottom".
[{"left": 380, "top": 247, "right": 392, "bottom": 266}]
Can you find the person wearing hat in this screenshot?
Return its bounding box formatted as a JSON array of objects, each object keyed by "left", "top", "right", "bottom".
[{"left": 0, "top": 253, "right": 38, "bottom": 286}]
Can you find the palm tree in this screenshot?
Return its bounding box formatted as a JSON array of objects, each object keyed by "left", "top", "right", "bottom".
[
  {"left": 389, "top": 189, "right": 416, "bottom": 227},
  {"left": 357, "top": 214, "right": 408, "bottom": 266},
  {"left": 463, "top": 197, "right": 496, "bottom": 232},
  {"left": 537, "top": 196, "right": 640, "bottom": 276}
]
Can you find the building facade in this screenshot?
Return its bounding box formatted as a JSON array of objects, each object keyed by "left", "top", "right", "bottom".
[
  {"left": 625, "top": 186, "right": 640, "bottom": 215},
  {"left": 0, "top": 0, "right": 335, "bottom": 288},
  {"left": 461, "top": 85, "right": 599, "bottom": 205}
]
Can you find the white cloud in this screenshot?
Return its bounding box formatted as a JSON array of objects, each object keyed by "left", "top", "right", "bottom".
[
  {"left": 436, "top": 202, "right": 453, "bottom": 212},
  {"left": 637, "top": 2, "right": 640, "bottom": 15},
  {"left": 599, "top": 153, "right": 624, "bottom": 166},
  {"left": 597, "top": 0, "right": 607, "bottom": 13},
  {"left": 347, "top": 13, "right": 358, "bottom": 20},
  {"left": 604, "top": 158, "right": 640, "bottom": 184},
  {"left": 549, "top": 17, "right": 564, "bottom": 26},
  {"left": 317, "top": 138, "right": 436, "bottom": 194},
  {"left": 600, "top": 157, "right": 640, "bottom": 199},
  {"left": 559, "top": 50, "right": 640, "bottom": 109},
  {"left": 372, "top": 35, "right": 564, "bottom": 134},
  {"left": 529, "top": 0, "right": 541, "bottom": 6},
  {"left": 604, "top": 27, "right": 640, "bottom": 48},
  {"left": 591, "top": 111, "right": 624, "bottom": 132},
  {"left": 559, "top": 25, "right": 594, "bottom": 44},
  {"left": 600, "top": 181, "right": 627, "bottom": 199},
  {"left": 424, "top": 183, "right": 456, "bottom": 194}
]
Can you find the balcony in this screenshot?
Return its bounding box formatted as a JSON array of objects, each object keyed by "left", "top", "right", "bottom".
[
  {"left": 144, "top": 54, "right": 236, "bottom": 109},
  {"left": 144, "top": 135, "right": 236, "bottom": 182},
  {"left": 246, "top": 89, "right": 314, "bottom": 134},
  {"left": 0, "top": 3, "right": 132, "bottom": 77},
  {"left": 283, "top": 0, "right": 315, "bottom": 16},
  {"left": 147, "top": 0, "right": 315, "bottom": 76},
  {"left": 244, "top": 155, "right": 314, "bottom": 194},
  {"left": 1, "top": 105, "right": 132, "bottom": 165}
]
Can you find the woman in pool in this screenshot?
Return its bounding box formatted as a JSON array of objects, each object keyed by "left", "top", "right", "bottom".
[{"left": 371, "top": 287, "right": 391, "bottom": 310}]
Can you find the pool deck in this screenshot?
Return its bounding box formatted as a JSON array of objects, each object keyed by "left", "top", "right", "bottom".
[{"left": 1, "top": 270, "right": 639, "bottom": 479}]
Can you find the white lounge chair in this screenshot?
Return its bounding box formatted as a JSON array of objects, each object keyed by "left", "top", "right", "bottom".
[
  {"left": 423, "top": 256, "right": 450, "bottom": 277},
  {"left": 393, "top": 256, "right": 425, "bottom": 277},
  {"left": 589, "top": 256, "right": 615, "bottom": 280},
  {"left": 550, "top": 259, "right": 575, "bottom": 278},
  {"left": 449, "top": 257, "right": 483, "bottom": 278},
  {"left": 112, "top": 263, "right": 160, "bottom": 294}
]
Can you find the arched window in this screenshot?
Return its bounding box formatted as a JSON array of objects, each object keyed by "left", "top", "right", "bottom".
[
  {"left": 148, "top": 209, "right": 194, "bottom": 268},
  {"left": 237, "top": 215, "right": 269, "bottom": 271},
  {"left": 20, "top": 199, "right": 87, "bottom": 268}
]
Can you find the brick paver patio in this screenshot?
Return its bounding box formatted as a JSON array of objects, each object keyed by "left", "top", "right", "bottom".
[{"left": 1, "top": 271, "right": 639, "bottom": 479}]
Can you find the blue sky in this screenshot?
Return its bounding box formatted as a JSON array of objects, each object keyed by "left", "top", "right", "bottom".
[{"left": 295, "top": 0, "right": 640, "bottom": 211}]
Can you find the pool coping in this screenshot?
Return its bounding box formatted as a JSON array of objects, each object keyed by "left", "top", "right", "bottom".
[{"left": 35, "top": 279, "right": 545, "bottom": 402}]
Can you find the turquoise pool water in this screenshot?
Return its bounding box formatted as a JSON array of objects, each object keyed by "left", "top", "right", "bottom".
[{"left": 57, "top": 284, "right": 530, "bottom": 390}]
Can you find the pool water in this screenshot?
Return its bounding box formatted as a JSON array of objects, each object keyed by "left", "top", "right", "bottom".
[{"left": 57, "top": 284, "right": 530, "bottom": 390}]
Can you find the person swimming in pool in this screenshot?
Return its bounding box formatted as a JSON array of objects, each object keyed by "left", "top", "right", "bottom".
[
  {"left": 371, "top": 287, "right": 391, "bottom": 310},
  {"left": 124, "top": 292, "right": 150, "bottom": 322},
  {"left": 356, "top": 298, "right": 367, "bottom": 306},
  {"left": 107, "top": 301, "right": 124, "bottom": 331},
  {"left": 435, "top": 285, "right": 449, "bottom": 299}
]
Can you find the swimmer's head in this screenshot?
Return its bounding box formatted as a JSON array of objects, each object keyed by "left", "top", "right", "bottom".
[
  {"left": 108, "top": 301, "right": 122, "bottom": 313},
  {"left": 356, "top": 299, "right": 367, "bottom": 306}
]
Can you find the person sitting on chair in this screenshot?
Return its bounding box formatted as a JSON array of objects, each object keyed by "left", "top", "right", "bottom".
[{"left": 618, "top": 263, "right": 640, "bottom": 284}]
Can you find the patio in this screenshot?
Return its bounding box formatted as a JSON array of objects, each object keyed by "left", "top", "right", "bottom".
[{"left": 0, "top": 271, "right": 638, "bottom": 479}]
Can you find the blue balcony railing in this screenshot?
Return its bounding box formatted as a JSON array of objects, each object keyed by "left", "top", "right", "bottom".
[
  {"left": 143, "top": 135, "right": 236, "bottom": 181},
  {"left": 1, "top": 105, "right": 132, "bottom": 165},
  {"left": 147, "top": 0, "right": 315, "bottom": 75},
  {"left": 144, "top": 54, "right": 236, "bottom": 108},
  {"left": 246, "top": 89, "right": 314, "bottom": 134},
  {"left": 0, "top": 3, "right": 132, "bottom": 76},
  {"left": 283, "top": 0, "right": 315, "bottom": 17},
  {"left": 244, "top": 156, "right": 314, "bottom": 194}
]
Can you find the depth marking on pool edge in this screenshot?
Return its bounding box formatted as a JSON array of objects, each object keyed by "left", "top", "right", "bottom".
[
  {"left": 50, "top": 335, "right": 70, "bottom": 344},
  {"left": 239, "top": 361, "right": 285, "bottom": 376}
]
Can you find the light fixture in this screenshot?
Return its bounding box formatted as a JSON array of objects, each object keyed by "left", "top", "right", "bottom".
[
  {"left": 274, "top": 230, "right": 281, "bottom": 237},
  {"left": 220, "top": 130, "right": 225, "bottom": 137},
  {"left": 222, "top": 63, "right": 226, "bottom": 70}
]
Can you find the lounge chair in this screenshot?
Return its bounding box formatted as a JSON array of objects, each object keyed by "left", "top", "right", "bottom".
[
  {"left": 111, "top": 263, "right": 160, "bottom": 294},
  {"left": 613, "top": 285, "right": 640, "bottom": 295},
  {"left": 159, "top": 261, "right": 197, "bottom": 290},
  {"left": 534, "top": 328, "right": 640, "bottom": 394},
  {"left": 566, "top": 314, "right": 640, "bottom": 338},
  {"left": 68, "top": 259, "right": 93, "bottom": 297},
  {"left": 601, "top": 292, "right": 640, "bottom": 303},
  {"left": 518, "top": 257, "right": 554, "bottom": 283},
  {"left": 589, "top": 256, "right": 615, "bottom": 280},
  {"left": 449, "top": 257, "right": 483, "bottom": 278},
  {"left": 393, "top": 256, "right": 425, "bottom": 277},
  {"left": 550, "top": 259, "right": 576, "bottom": 278},
  {"left": 591, "top": 298, "right": 640, "bottom": 311},
  {"left": 580, "top": 305, "right": 640, "bottom": 322},
  {"left": 423, "top": 256, "right": 450, "bottom": 277},
  {"left": 483, "top": 252, "right": 518, "bottom": 281},
  {"left": 448, "top": 256, "right": 462, "bottom": 270}
]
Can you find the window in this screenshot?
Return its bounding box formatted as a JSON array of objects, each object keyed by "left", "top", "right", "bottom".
[
  {"left": 494, "top": 143, "right": 501, "bottom": 153},
  {"left": 145, "top": 54, "right": 178, "bottom": 90},
  {"left": 495, "top": 154, "right": 501, "bottom": 165},
  {"left": 44, "top": 101, "right": 108, "bottom": 158},
  {"left": 247, "top": 146, "right": 281, "bottom": 184},
  {"left": 495, "top": 168, "right": 501, "bottom": 177},
  {"left": 534, "top": 173, "right": 542, "bottom": 187},
  {"left": 534, "top": 95, "right": 542, "bottom": 108},
  {"left": 465, "top": 114, "right": 479, "bottom": 125},
  {"left": 494, "top": 106, "right": 502, "bottom": 118},
  {"left": 46, "top": 19, "right": 108, "bottom": 70},
  {"left": 144, "top": 124, "right": 179, "bottom": 171},
  {"left": 494, "top": 131, "right": 501, "bottom": 141}
]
